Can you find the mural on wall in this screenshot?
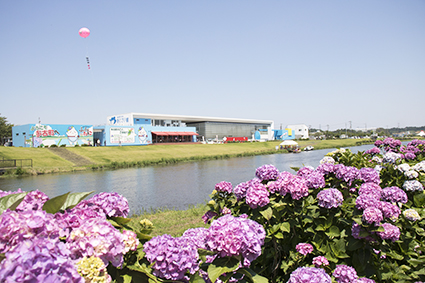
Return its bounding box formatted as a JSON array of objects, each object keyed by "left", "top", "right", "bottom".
[
  {"left": 138, "top": 127, "right": 150, "bottom": 145},
  {"left": 110, "top": 127, "right": 136, "bottom": 144},
  {"left": 29, "top": 124, "right": 93, "bottom": 147}
]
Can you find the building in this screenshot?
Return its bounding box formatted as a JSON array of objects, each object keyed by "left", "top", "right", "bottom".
[
  {"left": 103, "top": 113, "right": 275, "bottom": 144},
  {"left": 12, "top": 124, "right": 93, "bottom": 147},
  {"left": 286, "top": 124, "right": 309, "bottom": 139},
  {"left": 12, "top": 113, "right": 275, "bottom": 147}
]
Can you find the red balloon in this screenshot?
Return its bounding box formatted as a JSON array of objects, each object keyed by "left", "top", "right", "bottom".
[{"left": 79, "top": 27, "right": 90, "bottom": 38}]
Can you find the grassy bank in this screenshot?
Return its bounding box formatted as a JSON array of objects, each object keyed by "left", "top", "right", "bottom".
[{"left": 0, "top": 139, "right": 373, "bottom": 177}]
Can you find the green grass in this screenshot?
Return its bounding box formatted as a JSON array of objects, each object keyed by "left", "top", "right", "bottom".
[
  {"left": 131, "top": 204, "right": 209, "bottom": 237},
  {"left": 0, "top": 139, "right": 374, "bottom": 177}
]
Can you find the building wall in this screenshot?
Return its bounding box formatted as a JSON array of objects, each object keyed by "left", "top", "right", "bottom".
[
  {"left": 286, "top": 124, "right": 309, "bottom": 139},
  {"left": 96, "top": 125, "right": 198, "bottom": 146},
  {"left": 187, "top": 121, "right": 269, "bottom": 140},
  {"left": 12, "top": 124, "right": 93, "bottom": 147}
]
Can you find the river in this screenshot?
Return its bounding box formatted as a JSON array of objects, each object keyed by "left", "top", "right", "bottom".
[{"left": 0, "top": 144, "right": 375, "bottom": 213}]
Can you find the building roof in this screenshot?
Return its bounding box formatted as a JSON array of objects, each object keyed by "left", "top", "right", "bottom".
[{"left": 111, "top": 113, "right": 274, "bottom": 125}]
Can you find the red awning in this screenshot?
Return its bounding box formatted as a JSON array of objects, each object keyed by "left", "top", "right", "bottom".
[
  {"left": 152, "top": 131, "right": 199, "bottom": 136},
  {"left": 151, "top": 131, "right": 169, "bottom": 136}
]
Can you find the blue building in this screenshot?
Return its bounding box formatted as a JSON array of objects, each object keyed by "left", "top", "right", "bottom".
[{"left": 12, "top": 124, "right": 93, "bottom": 147}]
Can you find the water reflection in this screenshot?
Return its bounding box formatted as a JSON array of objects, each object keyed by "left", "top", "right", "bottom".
[{"left": 0, "top": 144, "right": 374, "bottom": 213}]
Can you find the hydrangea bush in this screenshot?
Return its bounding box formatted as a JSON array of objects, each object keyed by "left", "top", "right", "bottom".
[{"left": 204, "top": 139, "right": 425, "bottom": 282}]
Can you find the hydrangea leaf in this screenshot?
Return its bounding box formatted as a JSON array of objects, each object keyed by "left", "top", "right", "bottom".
[
  {"left": 0, "top": 192, "right": 27, "bottom": 214},
  {"left": 42, "top": 192, "right": 70, "bottom": 214},
  {"left": 59, "top": 191, "right": 94, "bottom": 210},
  {"left": 189, "top": 271, "right": 206, "bottom": 283},
  {"left": 260, "top": 207, "right": 273, "bottom": 221},
  {"left": 207, "top": 256, "right": 241, "bottom": 283},
  {"left": 238, "top": 268, "right": 269, "bottom": 283}
]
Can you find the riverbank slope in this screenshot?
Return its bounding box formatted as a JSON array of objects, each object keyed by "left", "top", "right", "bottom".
[{"left": 0, "top": 139, "right": 372, "bottom": 177}]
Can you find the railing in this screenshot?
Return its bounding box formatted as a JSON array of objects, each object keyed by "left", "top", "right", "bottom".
[{"left": 0, "top": 158, "right": 33, "bottom": 169}]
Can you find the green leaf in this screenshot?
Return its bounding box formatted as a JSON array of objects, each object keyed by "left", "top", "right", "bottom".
[
  {"left": 325, "top": 225, "right": 340, "bottom": 238},
  {"left": 0, "top": 192, "right": 28, "bottom": 214},
  {"left": 279, "top": 222, "right": 290, "bottom": 233},
  {"left": 60, "top": 191, "right": 94, "bottom": 210},
  {"left": 238, "top": 268, "right": 269, "bottom": 283},
  {"left": 42, "top": 192, "right": 70, "bottom": 214},
  {"left": 122, "top": 274, "right": 132, "bottom": 283},
  {"left": 110, "top": 216, "right": 132, "bottom": 225},
  {"left": 190, "top": 271, "right": 206, "bottom": 283},
  {"left": 208, "top": 257, "right": 241, "bottom": 283},
  {"left": 260, "top": 207, "right": 273, "bottom": 221}
]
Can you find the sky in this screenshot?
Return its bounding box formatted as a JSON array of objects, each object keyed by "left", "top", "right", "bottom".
[{"left": 1, "top": 1, "right": 424, "bottom": 131}]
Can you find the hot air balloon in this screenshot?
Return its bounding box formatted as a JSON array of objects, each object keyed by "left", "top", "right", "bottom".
[{"left": 79, "top": 27, "right": 90, "bottom": 38}]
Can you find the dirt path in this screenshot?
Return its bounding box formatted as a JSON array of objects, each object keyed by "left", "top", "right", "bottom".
[{"left": 48, "top": 148, "right": 94, "bottom": 166}]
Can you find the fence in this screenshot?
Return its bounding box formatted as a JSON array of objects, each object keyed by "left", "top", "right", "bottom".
[{"left": 0, "top": 158, "right": 33, "bottom": 169}]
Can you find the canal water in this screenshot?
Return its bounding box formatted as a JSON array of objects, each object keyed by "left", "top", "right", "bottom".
[{"left": 0, "top": 144, "right": 375, "bottom": 214}]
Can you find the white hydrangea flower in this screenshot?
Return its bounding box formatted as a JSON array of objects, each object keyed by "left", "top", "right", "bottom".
[
  {"left": 397, "top": 163, "right": 411, "bottom": 172},
  {"left": 405, "top": 170, "right": 419, "bottom": 179},
  {"left": 320, "top": 156, "right": 335, "bottom": 164}
]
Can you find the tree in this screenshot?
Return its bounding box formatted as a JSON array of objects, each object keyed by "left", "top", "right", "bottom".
[{"left": 0, "top": 114, "right": 13, "bottom": 145}]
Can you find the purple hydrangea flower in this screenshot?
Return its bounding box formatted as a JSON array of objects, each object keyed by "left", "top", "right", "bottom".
[
  {"left": 306, "top": 171, "right": 326, "bottom": 189},
  {"left": 335, "top": 165, "right": 360, "bottom": 185},
  {"left": 365, "top": 147, "right": 381, "bottom": 155},
  {"left": 312, "top": 256, "right": 329, "bottom": 267},
  {"left": 0, "top": 237, "right": 84, "bottom": 283},
  {"left": 317, "top": 188, "right": 344, "bottom": 209},
  {"left": 296, "top": 243, "right": 314, "bottom": 255},
  {"left": 359, "top": 168, "right": 380, "bottom": 184},
  {"left": 358, "top": 183, "right": 382, "bottom": 199},
  {"left": 379, "top": 201, "right": 401, "bottom": 221},
  {"left": 333, "top": 265, "right": 358, "bottom": 283},
  {"left": 245, "top": 180, "right": 270, "bottom": 209},
  {"left": 0, "top": 209, "right": 61, "bottom": 254},
  {"left": 297, "top": 166, "right": 314, "bottom": 178},
  {"left": 404, "top": 152, "right": 416, "bottom": 160},
  {"left": 288, "top": 267, "right": 332, "bottom": 283},
  {"left": 288, "top": 175, "right": 309, "bottom": 200},
  {"left": 268, "top": 171, "right": 294, "bottom": 195},
  {"left": 54, "top": 207, "right": 106, "bottom": 238},
  {"left": 356, "top": 194, "right": 381, "bottom": 210},
  {"left": 66, "top": 217, "right": 128, "bottom": 267},
  {"left": 74, "top": 192, "right": 130, "bottom": 218},
  {"left": 215, "top": 181, "right": 233, "bottom": 194},
  {"left": 182, "top": 227, "right": 209, "bottom": 249},
  {"left": 377, "top": 223, "right": 400, "bottom": 242},
  {"left": 374, "top": 140, "right": 384, "bottom": 147},
  {"left": 205, "top": 215, "right": 265, "bottom": 267},
  {"left": 381, "top": 186, "right": 408, "bottom": 204},
  {"left": 362, "top": 207, "right": 383, "bottom": 225},
  {"left": 255, "top": 164, "right": 279, "bottom": 181},
  {"left": 144, "top": 234, "right": 200, "bottom": 281},
  {"left": 234, "top": 181, "right": 250, "bottom": 200},
  {"left": 403, "top": 180, "right": 424, "bottom": 192},
  {"left": 316, "top": 163, "right": 335, "bottom": 175}
]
